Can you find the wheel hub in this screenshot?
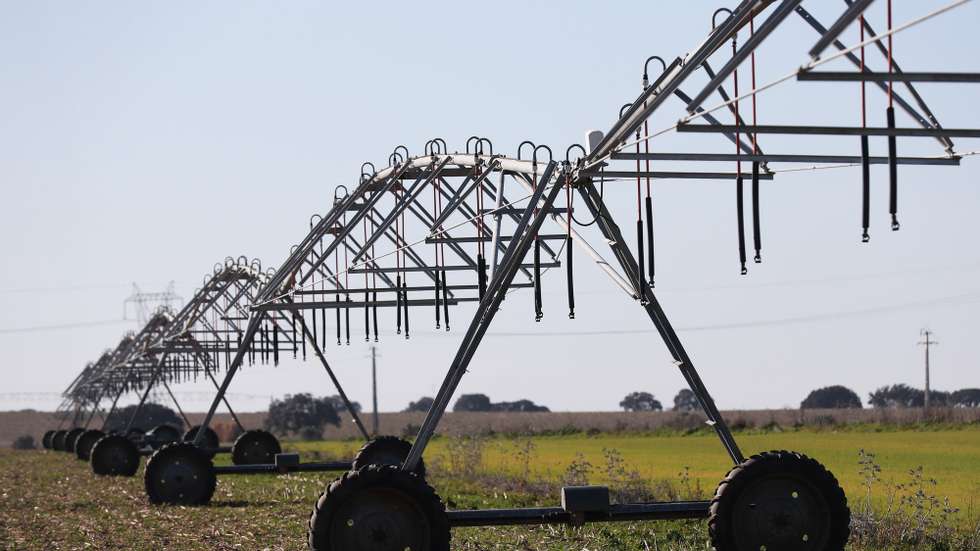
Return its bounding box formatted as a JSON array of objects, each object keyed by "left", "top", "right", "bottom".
[
  {"left": 156, "top": 458, "right": 203, "bottom": 501},
  {"left": 734, "top": 477, "right": 827, "bottom": 549},
  {"left": 331, "top": 487, "right": 429, "bottom": 551}
]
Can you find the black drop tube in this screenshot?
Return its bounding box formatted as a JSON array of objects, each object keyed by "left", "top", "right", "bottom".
[
  {"left": 344, "top": 296, "right": 350, "bottom": 345},
  {"left": 395, "top": 275, "right": 402, "bottom": 334},
  {"left": 273, "top": 324, "right": 279, "bottom": 365},
  {"left": 442, "top": 269, "right": 450, "bottom": 331},
  {"left": 566, "top": 235, "right": 575, "bottom": 319},
  {"left": 402, "top": 281, "right": 410, "bottom": 339},
  {"left": 372, "top": 291, "right": 379, "bottom": 342},
  {"left": 477, "top": 255, "right": 487, "bottom": 299},
  {"left": 736, "top": 176, "right": 747, "bottom": 275},
  {"left": 887, "top": 106, "right": 899, "bottom": 230},
  {"left": 533, "top": 238, "right": 542, "bottom": 321},
  {"left": 645, "top": 196, "right": 655, "bottom": 285},
  {"left": 637, "top": 219, "right": 647, "bottom": 302},
  {"left": 434, "top": 270, "right": 441, "bottom": 328},
  {"left": 861, "top": 135, "right": 871, "bottom": 242},
  {"left": 751, "top": 161, "right": 761, "bottom": 263}
]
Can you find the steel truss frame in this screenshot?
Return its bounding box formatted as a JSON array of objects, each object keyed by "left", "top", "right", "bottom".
[
  {"left": 129, "top": 258, "right": 372, "bottom": 454},
  {"left": 259, "top": 0, "right": 976, "bottom": 529},
  {"left": 50, "top": 0, "right": 979, "bottom": 535}
]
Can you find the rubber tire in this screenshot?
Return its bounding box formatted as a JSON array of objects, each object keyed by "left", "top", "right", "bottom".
[
  {"left": 51, "top": 430, "right": 68, "bottom": 451},
  {"left": 182, "top": 425, "right": 219, "bottom": 458},
  {"left": 146, "top": 424, "right": 182, "bottom": 450},
  {"left": 126, "top": 427, "right": 146, "bottom": 444},
  {"left": 231, "top": 430, "right": 281, "bottom": 465},
  {"left": 64, "top": 428, "right": 86, "bottom": 455},
  {"left": 144, "top": 442, "right": 216, "bottom": 506},
  {"left": 351, "top": 436, "right": 426, "bottom": 478},
  {"left": 90, "top": 434, "right": 141, "bottom": 476},
  {"left": 74, "top": 429, "right": 105, "bottom": 461},
  {"left": 708, "top": 450, "right": 850, "bottom": 551},
  {"left": 42, "top": 430, "right": 55, "bottom": 450},
  {"left": 308, "top": 465, "right": 449, "bottom": 551}
]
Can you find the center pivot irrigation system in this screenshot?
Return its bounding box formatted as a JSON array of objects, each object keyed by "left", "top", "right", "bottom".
[
  {"left": 44, "top": 311, "right": 173, "bottom": 458},
  {"left": 44, "top": 1, "right": 980, "bottom": 549},
  {"left": 45, "top": 258, "right": 390, "bottom": 492}
]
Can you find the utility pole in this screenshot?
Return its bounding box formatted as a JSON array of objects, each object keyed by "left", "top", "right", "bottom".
[
  {"left": 918, "top": 329, "right": 939, "bottom": 411},
  {"left": 370, "top": 346, "right": 379, "bottom": 436}
]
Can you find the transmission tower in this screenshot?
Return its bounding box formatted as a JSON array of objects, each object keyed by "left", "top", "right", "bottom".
[{"left": 123, "top": 282, "right": 181, "bottom": 325}]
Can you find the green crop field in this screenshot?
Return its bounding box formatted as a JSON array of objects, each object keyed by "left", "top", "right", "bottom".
[
  {"left": 294, "top": 426, "right": 980, "bottom": 517},
  {"left": 2, "top": 426, "right": 979, "bottom": 550}
]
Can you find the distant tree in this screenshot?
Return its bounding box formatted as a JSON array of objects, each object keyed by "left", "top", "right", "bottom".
[
  {"left": 265, "top": 393, "right": 340, "bottom": 440},
  {"left": 868, "top": 384, "right": 950, "bottom": 408},
  {"left": 106, "top": 402, "right": 183, "bottom": 432},
  {"left": 489, "top": 399, "right": 550, "bottom": 413},
  {"left": 12, "top": 435, "right": 35, "bottom": 450},
  {"left": 453, "top": 393, "right": 492, "bottom": 412},
  {"left": 950, "top": 388, "right": 980, "bottom": 408},
  {"left": 869, "top": 384, "right": 921, "bottom": 408},
  {"left": 324, "top": 395, "right": 362, "bottom": 414},
  {"left": 620, "top": 391, "right": 663, "bottom": 412},
  {"left": 404, "top": 397, "right": 435, "bottom": 412},
  {"left": 801, "top": 385, "right": 863, "bottom": 409},
  {"left": 673, "top": 389, "right": 700, "bottom": 412}
]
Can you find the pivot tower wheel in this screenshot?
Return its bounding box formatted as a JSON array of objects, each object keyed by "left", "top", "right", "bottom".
[
  {"left": 42, "top": 430, "right": 55, "bottom": 450},
  {"left": 51, "top": 429, "right": 68, "bottom": 451},
  {"left": 308, "top": 465, "right": 449, "bottom": 551},
  {"left": 182, "top": 425, "right": 219, "bottom": 458},
  {"left": 125, "top": 427, "right": 146, "bottom": 445},
  {"left": 351, "top": 436, "right": 426, "bottom": 477},
  {"left": 90, "top": 434, "right": 140, "bottom": 476},
  {"left": 63, "top": 428, "right": 86, "bottom": 453},
  {"left": 146, "top": 424, "right": 182, "bottom": 450},
  {"left": 74, "top": 429, "right": 105, "bottom": 461},
  {"left": 231, "top": 429, "right": 281, "bottom": 465},
  {"left": 144, "top": 442, "right": 216, "bottom": 505},
  {"left": 709, "top": 450, "right": 850, "bottom": 551}
]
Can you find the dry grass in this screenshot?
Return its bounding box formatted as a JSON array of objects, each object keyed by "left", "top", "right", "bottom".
[
  {"left": 6, "top": 407, "right": 980, "bottom": 446},
  {"left": 322, "top": 407, "right": 980, "bottom": 440}
]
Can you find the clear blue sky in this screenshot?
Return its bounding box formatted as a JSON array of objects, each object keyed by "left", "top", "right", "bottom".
[{"left": 1, "top": 1, "right": 978, "bottom": 413}]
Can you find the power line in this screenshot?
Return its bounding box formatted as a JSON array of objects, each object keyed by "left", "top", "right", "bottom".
[
  {"left": 0, "top": 318, "right": 132, "bottom": 335},
  {"left": 481, "top": 291, "right": 980, "bottom": 338},
  {"left": 0, "top": 283, "right": 131, "bottom": 295}
]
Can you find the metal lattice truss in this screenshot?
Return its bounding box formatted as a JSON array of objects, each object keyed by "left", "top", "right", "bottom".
[
  {"left": 55, "top": 312, "right": 172, "bottom": 430},
  {"left": 58, "top": 256, "right": 375, "bottom": 437},
  {"left": 58, "top": 1, "right": 978, "bottom": 478}
]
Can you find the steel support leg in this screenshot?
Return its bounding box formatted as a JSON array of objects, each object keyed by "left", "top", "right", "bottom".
[
  {"left": 100, "top": 383, "right": 129, "bottom": 431},
  {"left": 124, "top": 354, "right": 170, "bottom": 432},
  {"left": 578, "top": 181, "right": 744, "bottom": 464},
  {"left": 403, "top": 163, "right": 561, "bottom": 472},
  {"left": 295, "top": 313, "right": 371, "bottom": 440},
  {"left": 207, "top": 372, "right": 244, "bottom": 431},
  {"left": 194, "top": 316, "right": 264, "bottom": 446},
  {"left": 161, "top": 379, "right": 192, "bottom": 428},
  {"left": 81, "top": 387, "right": 109, "bottom": 429}
]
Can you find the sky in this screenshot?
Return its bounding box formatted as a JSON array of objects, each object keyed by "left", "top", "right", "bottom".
[{"left": 1, "top": 1, "right": 978, "bottom": 414}]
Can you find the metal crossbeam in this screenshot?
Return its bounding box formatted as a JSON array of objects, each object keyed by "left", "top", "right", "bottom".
[
  {"left": 798, "top": 71, "right": 980, "bottom": 83},
  {"left": 677, "top": 124, "right": 980, "bottom": 138},
  {"left": 611, "top": 152, "right": 960, "bottom": 165}
]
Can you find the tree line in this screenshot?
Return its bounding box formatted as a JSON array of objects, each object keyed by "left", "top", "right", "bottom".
[
  {"left": 78, "top": 383, "right": 975, "bottom": 447},
  {"left": 617, "top": 385, "right": 980, "bottom": 411}
]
